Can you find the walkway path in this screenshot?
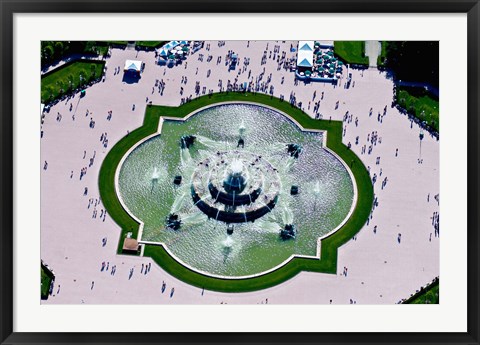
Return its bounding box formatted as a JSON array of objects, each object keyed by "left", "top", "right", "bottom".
[
  {"left": 365, "top": 40, "right": 381, "bottom": 68},
  {"left": 40, "top": 40, "right": 439, "bottom": 305}
]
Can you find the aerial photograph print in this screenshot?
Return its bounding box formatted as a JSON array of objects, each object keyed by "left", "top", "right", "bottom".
[{"left": 40, "top": 40, "right": 439, "bottom": 305}]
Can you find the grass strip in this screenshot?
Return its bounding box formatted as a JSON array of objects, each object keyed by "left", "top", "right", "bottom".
[
  {"left": 334, "top": 41, "right": 369, "bottom": 65},
  {"left": 41, "top": 263, "right": 54, "bottom": 299},
  {"left": 41, "top": 60, "right": 105, "bottom": 103},
  {"left": 403, "top": 279, "right": 439, "bottom": 304},
  {"left": 397, "top": 87, "right": 439, "bottom": 132}
]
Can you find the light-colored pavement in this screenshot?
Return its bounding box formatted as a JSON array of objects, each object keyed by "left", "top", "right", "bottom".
[
  {"left": 41, "top": 40, "right": 439, "bottom": 305},
  {"left": 365, "top": 40, "right": 381, "bottom": 68}
]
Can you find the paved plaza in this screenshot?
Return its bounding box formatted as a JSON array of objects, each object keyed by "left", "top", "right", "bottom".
[{"left": 41, "top": 40, "right": 439, "bottom": 304}]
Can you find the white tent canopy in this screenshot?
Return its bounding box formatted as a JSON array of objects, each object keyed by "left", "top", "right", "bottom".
[
  {"left": 298, "top": 41, "right": 314, "bottom": 52},
  {"left": 297, "top": 55, "right": 313, "bottom": 68},
  {"left": 124, "top": 60, "right": 142, "bottom": 72},
  {"left": 297, "top": 41, "right": 314, "bottom": 68},
  {"left": 163, "top": 41, "right": 180, "bottom": 51}
]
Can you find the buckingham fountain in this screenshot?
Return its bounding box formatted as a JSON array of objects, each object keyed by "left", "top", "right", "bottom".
[{"left": 118, "top": 103, "right": 354, "bottom": 277}]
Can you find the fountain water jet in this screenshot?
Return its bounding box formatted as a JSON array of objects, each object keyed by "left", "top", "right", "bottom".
[
  {"left": 257, "top": 220, "right": 282, "bottom": 233},
  {"left": 281, "top": 206, "right": 294, "bottom": 225},
  {"left": 181, "top": 212, "right": 207, "bottom": 225},
  {"left": 313, "top": 180, "right": 321, "bottom": 211},
  {"left": 222, "top": 235, "right": 234, "bottom": 247},
  {"left": 152, "top": 167, "right": 159, "bottom": 180},
  {"left": 171, "top": 191, "right": 188, "bottom": 214},
  {"left": 196, "top": 135, "right": 228, "bottom": 150},
  {"left": 239, "top": 120, "right": 246, "bottom": 136},
  {"left": 180, "top": 147, "right": 192, "bottom": 166}
]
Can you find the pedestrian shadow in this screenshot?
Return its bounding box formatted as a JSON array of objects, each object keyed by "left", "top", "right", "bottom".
[{"left": 72, "top": 96, "right": 81, "bottom": 117}]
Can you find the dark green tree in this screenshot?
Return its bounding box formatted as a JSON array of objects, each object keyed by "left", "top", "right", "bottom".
[
  {"left": 79, "top": 70, "right": 86, "bottom": 86},
  {"left": 54, "top": 41, "right": 64, "bottom": 59},
  {"left": 385, "top": 41, "right": 439, "bottom": 88},
  {"left": 67, "top": 74, "right": 74, "bottom": 91},
  {"left": 90, "top": 63, "right": 97, "bottom": 78},
  {"left": 84, "top": 41, "right": 97, "bottom": 54},
  {"left": 42, "top": 44, "right": 54, "bottom": 64}
]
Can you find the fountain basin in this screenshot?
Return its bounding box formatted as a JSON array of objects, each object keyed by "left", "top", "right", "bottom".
[{"left": 116, "top": 102, "right": 357, "bottom": 278}]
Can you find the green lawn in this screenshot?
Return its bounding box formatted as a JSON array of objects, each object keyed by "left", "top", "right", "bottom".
[
  {"left": 104, "top": 41, "right": 128, "bottom": 46},
  {"left": 41, "top": 60, "right": 105, "bottom": 103},
  {"left": 98, "top": 92, "right": 374, "bottom": 292},
  {"left": 377, "top": 41, "right": 388, "bottom": 67},
  {"left": 136, "top": 41, "right": 167, "bottom": 48},
  {"left": 404, "top": 280, "right": 439, "bottom": 304},
  {"left": 41, "top": 264, "right": 54, "bottom": 299},
  {"left": 334, "top": 41, "right": 369, "bottom": 65},
  {"left": 397, "top": 87, "right": 439, "bottom": 132}
]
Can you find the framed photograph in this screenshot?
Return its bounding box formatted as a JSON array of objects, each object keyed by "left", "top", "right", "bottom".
[{"left": 1, "top": 1, "right": 478, "bottom": 344}]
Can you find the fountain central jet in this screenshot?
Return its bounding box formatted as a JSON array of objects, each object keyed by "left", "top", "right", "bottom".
[
  {"left": 190, "top": 151, "right": 281, "bottom": 225},
  {"left": 223, "top": 159, "right": 247, "bottom": 194}
]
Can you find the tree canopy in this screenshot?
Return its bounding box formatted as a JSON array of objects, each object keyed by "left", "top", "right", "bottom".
[
  {"left": 384, "top": 41, "right": 439, "bottom": 88},
  {"left": 41, "top": 41, "right": 98, "bottom": 67}
]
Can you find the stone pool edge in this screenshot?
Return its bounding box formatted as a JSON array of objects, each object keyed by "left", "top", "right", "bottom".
[{"left": 113, "top": 101, "right": 359, "bottom": 280}]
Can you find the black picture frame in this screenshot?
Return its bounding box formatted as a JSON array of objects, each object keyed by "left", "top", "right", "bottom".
[{"left": 1, "top": 1, "right": 479, "bottom": 344}]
